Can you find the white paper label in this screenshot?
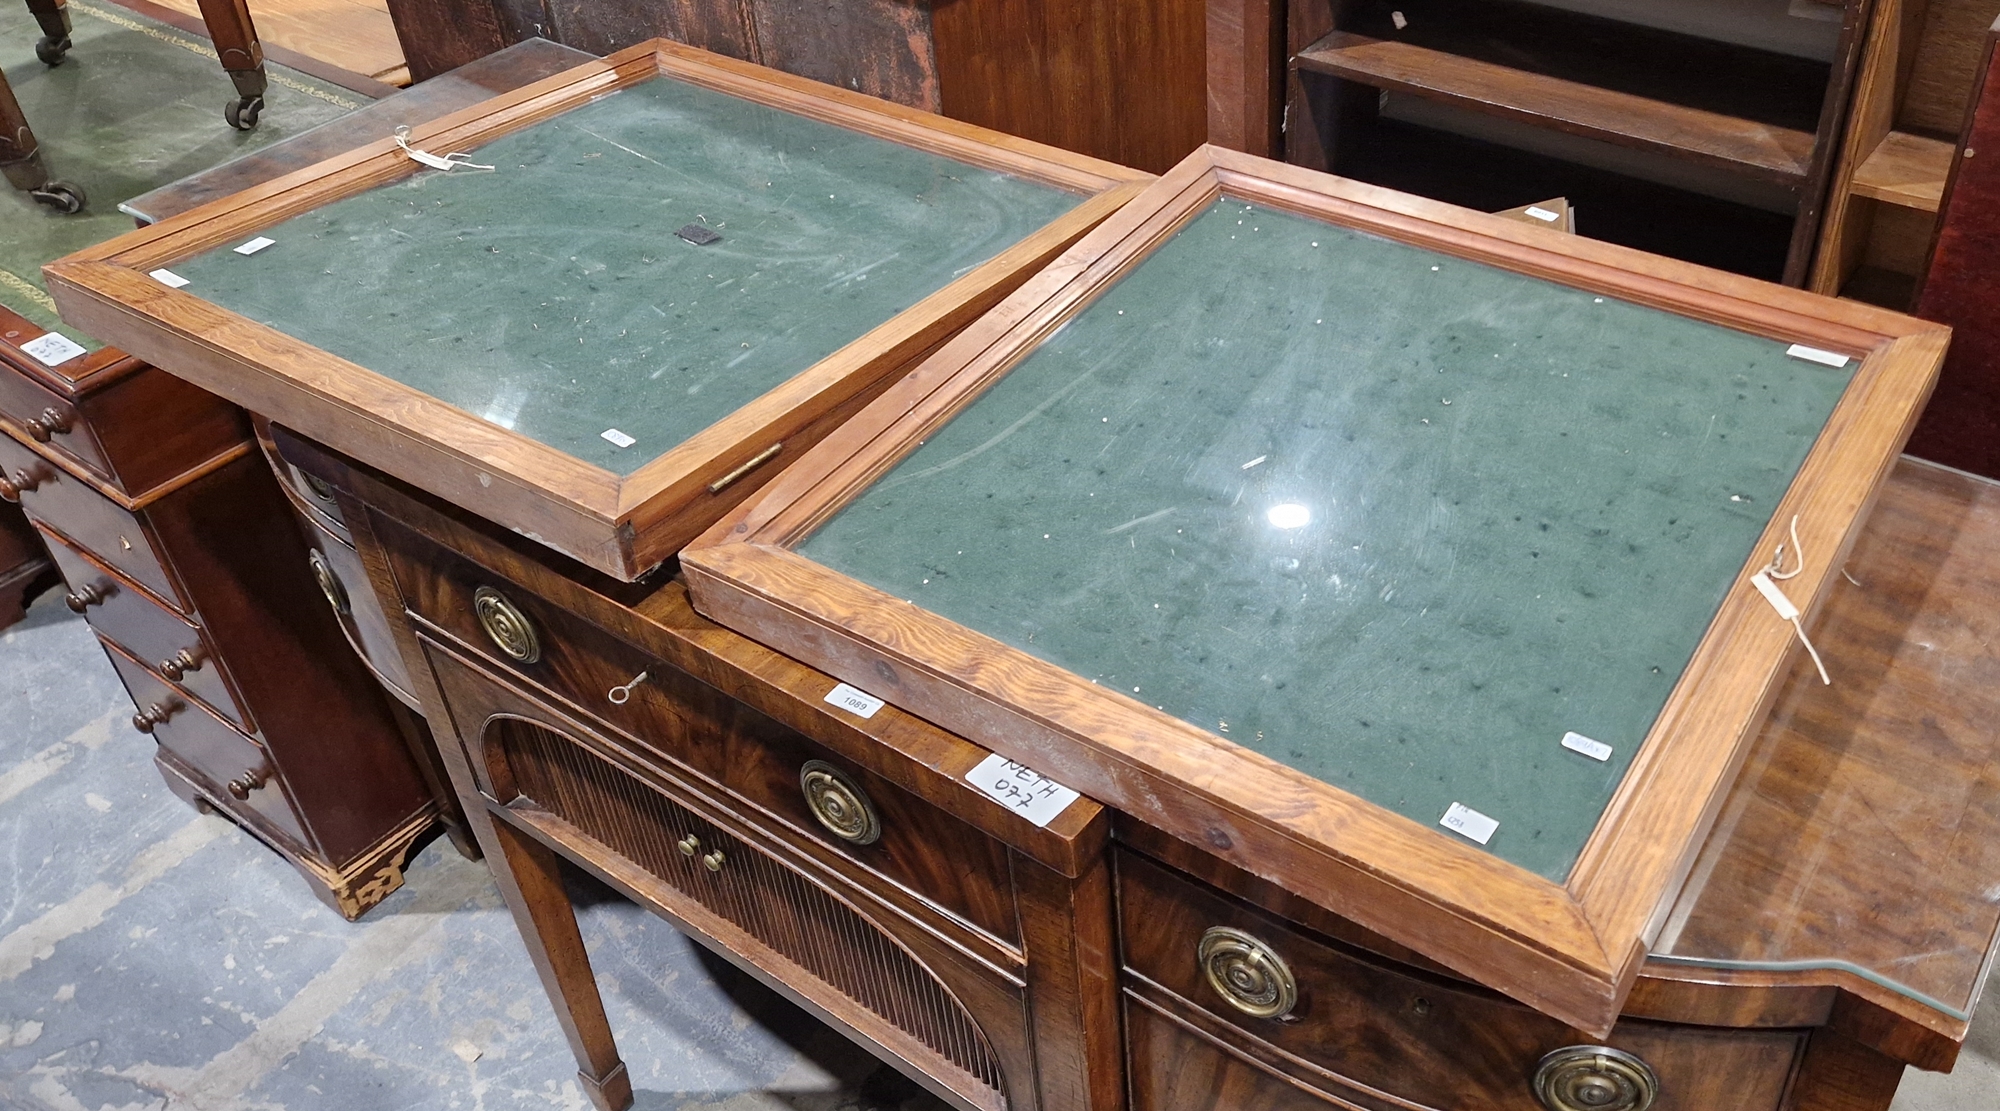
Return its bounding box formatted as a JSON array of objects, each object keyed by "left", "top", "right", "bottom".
[
  {"left": 1524, "top": 206, "right": 1561, "bottom": 222},
  {"left": 966, "top": 753, "right": 1081, "bottom": 828},
  {"left": 233, "top": 236, "right": 276, "bottom": 255},
  {"left": 20, "top": 332, "right": 86, "bottom": 367},
  {"left": 149, "top": 268, "right": 190, "bottom": 288},
  {"left": 1785, "top": 344, "right": 1850, "bottom": 368},
  {"left": 1750, "top": 569, "right": 1800, "bottom": 621},
  {"left": 1440, "top": 802, "right": 1499, "bottom": 845},
  {"left": 1561, "top": 731, "right": 1613, "bottom": 762},
  {"left": 599, "top": 428, "right": 637, "bottom": 448},
  {"left": 823, "top": 682, "right": 884, "bottom": 719}
]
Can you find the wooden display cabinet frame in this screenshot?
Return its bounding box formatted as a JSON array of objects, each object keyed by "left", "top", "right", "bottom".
[
  {"left": 42, "top": 39, "right": 1150, "bottom": 582},
  {"left": 681, "top": 145, "right": 1950, "bottom": 1036}
]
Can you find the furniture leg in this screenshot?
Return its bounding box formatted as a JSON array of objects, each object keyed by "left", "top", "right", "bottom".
[
  {"left": 190, "top": 0, "right": 268, "bottom": 130},
  {"left": 0, "top": 67, "right": 83, "bottom": 212},
  {"left": 24, "top": 0, "right": 71, "bottom": 64},
  {"left": 482, "top": 813, "right": 633, "bottom": 1111}
]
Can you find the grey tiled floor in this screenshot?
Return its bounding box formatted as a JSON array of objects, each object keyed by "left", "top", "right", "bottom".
[{"left": 0, "top": 587, "right": 1994, "bottom": 1110}]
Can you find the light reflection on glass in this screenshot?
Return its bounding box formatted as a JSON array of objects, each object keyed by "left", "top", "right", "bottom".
[{"left": 1266, "top": 503, "right": 1311, "bottom": 529}]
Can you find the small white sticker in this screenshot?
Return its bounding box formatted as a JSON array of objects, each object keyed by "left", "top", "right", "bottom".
[
  {"left": 1524, "top": 206, "right": 1561, "bottom": 222},
  {"left": 233, "top": 236, "right": 276, "bottom": 255},
  {"left": 1440, "top": 802, "right": 1499, "bottom": 845},
  {"left": 1785, "top": 344, "right": 1850, "bottom": 368},
  {"left": 966, "top": 753, "right": 1081, "bottom": 828},
  {"left": 599, "top": 428, "right": 637, "bottom": 448},
  {"left": 1750, "top": 569, "right": 1800, "bottom": 621},
  {"left": 149, "top": 269, "right": 190, "bottom": 288},
  {"left": 20, "top": 332, "right": 86, "bottom": 367},
  {"left": 1561, "top": 731, "right": 1613, "bottom": 762},
  {"left": 823, "top": 682, "right": 884, "bottom": 719},
  {"left": 1391, "top": 10, "right": 1408, "bottom": 29}
]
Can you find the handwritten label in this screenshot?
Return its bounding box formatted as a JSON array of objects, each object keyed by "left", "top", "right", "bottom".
[
  {"left": 1440, "top": 802, "right": 1499, "bottom": 845},
  {"left": 149, "top": 268, "right": 190, "bottom": 288},
  {"left": 966, "top": 753, "right": 1080, "bottom": 828},
  {"left": 21, "top": 332, "right": 86, "bottom": 367},
  {"left": 1561, "top": 731, "right": 1613, "bottom": 762},
  {"left": 1524, "top": 206, "right": 1561, "bottom": 222},
  {"left": 822, "top": 682, "right": 884, "bottom": 719},
  {"left": 599, "top": 428, "right": 637, "bottom": 449},
  {"left": 233, "top": 236, "right": 276, "bottom": 255},
  {"left": 1785, "top": 344, "right": 1850, "bottom": 368}
]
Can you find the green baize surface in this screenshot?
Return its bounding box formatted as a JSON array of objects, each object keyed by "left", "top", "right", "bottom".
[
  {"left": 172, "top": 77, "right": 1080, "bottom": 474},
  {"left": 801, "top": 200, "right": 1854, "bottom": 880}
]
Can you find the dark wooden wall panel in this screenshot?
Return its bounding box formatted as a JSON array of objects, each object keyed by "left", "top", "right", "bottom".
[
  {"left": 544, "top": 0, "right": 758, "bottom": 60},
  {"left": 1910, "top": 20, "right": 2000, "bottom": 478},
  {"left": 752, "top": 0, "right": 941, "bottom": 111}
]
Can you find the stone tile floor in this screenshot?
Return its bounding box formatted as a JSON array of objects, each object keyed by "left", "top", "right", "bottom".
[{"left": 0, "top": 586, "right": 1993, "bottom": 1110}]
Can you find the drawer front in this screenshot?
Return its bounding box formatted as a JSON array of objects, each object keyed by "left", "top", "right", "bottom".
[
  {"left": 42, "top": 531, "right": 250, "bottom": 730},
  {"left": 299, "top": 520, "right": 413, "bottom": 703},
  {"left": 1116, "top": 850, "right": 1803, "bottom": 1111},
  {"left": 0, "top": 432, "right": 182, "bottom": 606},
  {"left": 0, "top": 369, "right": 111, "bottom": 481},
  {"left": 107, "top": 642, "right": 306, "bottom": 850},
  {"left": 390, "top": 538, "right": 1019, "bottom": 945}
]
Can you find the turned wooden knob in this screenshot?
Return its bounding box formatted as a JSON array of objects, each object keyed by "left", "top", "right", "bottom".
[
  {"left": 0, "top": 467, "right": 42, "bottom": 502},
  {"left": 22, "top": 406, "right": 71, "bottom": 442},
  {"left": 227, "top": 763, "right": 270, "bottom": 800},
  {"left": 131, "top": 700, "right": 179, "bottom": 733},
  {"left": 64, "top": 581, "right": 108, "bottom": 612},
  {"left": 159, "top": 648, "right": 204, "bottom": 680}
]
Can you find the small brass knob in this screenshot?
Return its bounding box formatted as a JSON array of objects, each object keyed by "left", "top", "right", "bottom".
[
  {"left": 227, "top": 762, "right": 271, "bottom": 800},
  {"left": 308, "top": 549, "right": 349, "bottom": 615},
  {"left": 1198, "top": 926, "right": 1298, "bottom": 1020},
  {"left": 159, "top": 648, "right": 204, "bottom": 680},
  {"left": 800, "top": 760, "right": 881, "bottom": 845},
  {"left": 677, "top": 834, "right": 700, "bottom": 857},
  {"left": 64, "top": 581, "right": 109, "bottom": 612},
  {"left": 473, "top": 586, "right": 540, "bottom": 663},
  {"left": 131, "top": 700, "right": 180, "bottom": 734},
  {"left": 1533, "top": 1046, "right": 1659, "bottom": 1111},
  {"left": 23, "top": 407, "right": 71, "bottom": 442},
  {"left": 701, "top": 850, "right": 725, "bottom": 872},
  {"left": 0, "top": 466, "right": 43, "bottom": 502}
]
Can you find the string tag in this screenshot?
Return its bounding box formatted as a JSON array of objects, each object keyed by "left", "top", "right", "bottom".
[
  {"left": 394, "top": 126, "right": 494, "bottom": 173},
  {"left": 1752, "top": 515, "right": 1830, "bottom": 685}
]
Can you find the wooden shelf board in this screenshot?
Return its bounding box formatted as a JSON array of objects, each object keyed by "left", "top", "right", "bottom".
[
  {"left": 1294, "top": 31, "right": 1816, "bottom": 184},
  {"left": 1850, "top": 130, "right": 1955, "bottom": 212}
]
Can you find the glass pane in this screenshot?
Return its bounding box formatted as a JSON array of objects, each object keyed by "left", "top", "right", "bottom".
[
  {"left": 170, "top": 76, "right": 1080, "bottom": 474},
  {"left": 800, "top": 198, "right": 1855, "bottom": 880}
]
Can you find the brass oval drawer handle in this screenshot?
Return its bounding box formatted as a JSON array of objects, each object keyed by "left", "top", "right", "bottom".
[
  {"left": 1198, "top": 926, "right": 1298, "bottom": 1020},
  {"left": 701, "top": 850, "right": 726, "bottom": 872},
  {"left": 298, "top": 469, "right": 337, "bottom": 504},
  {"left": 473, "top": 586, "right": 540, "bottom": 663},
  {"left": 308, "top": 549, "right": 350, "bottom": 615},
  {"left": 131, "top": 699, "right": 181, "bottom": 734},
  {"left": 64, "top": 581, "right": 110, "bottom": 612},
  {"left": 0, "top": 466, "right": 46, "bottom": 502},
  {"left": 23, "top": 407, "right": 72, "bottom": 442},
  {"left": 800, "top": 759, "right": 881, "bottom": 845},
  {"left": 159, "top": 648, "right": 205, "bottom": 680},
  {"left": 677, "top": 834, "right": 700, "bottom": 857},
  {"left": 1534, "top": 1046, "right": 1659, "bottom": 1111}
]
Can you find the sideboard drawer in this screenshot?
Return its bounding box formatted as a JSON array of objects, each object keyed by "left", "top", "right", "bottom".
[
  {"left": 109, "top": 642, "right": 307, "bottom": 851},
  {"left": 390, "top": 534, "right": 1020, "bottom": 946},
  {"left": 298, "top": 518, "right": 414, "bottom": 704},
  {"left": 0, "top": 432, "right": 183, "bottom": 606},
  {"left": 41, "top": 531, "right": 249, "bottom": 731},
  {"left": 1115, "top": 849, "right": 1804, "bottom": 1111}
]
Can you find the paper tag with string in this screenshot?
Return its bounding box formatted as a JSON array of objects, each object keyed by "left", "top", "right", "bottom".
[
  {"left": 1751, "top": 516, "right": 1830, "bottom": 686},
  {"left": 394, "top": 126, "right": 495, "bottom": 173}
]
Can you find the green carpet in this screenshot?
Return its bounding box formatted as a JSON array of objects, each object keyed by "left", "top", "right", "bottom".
[{"left": 0, "top": 0, "right": 363, "bottom": 347}]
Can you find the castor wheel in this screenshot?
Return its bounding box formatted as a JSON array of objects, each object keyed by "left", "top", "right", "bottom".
[
  {"left": 34, "top": 34, "right": 71, "bottom": 65},
  {"left": 224, "top": 95, "right": 263, "bottom": 131},
  {"left": 28, "top": 181, "right": 85, "bottom": 214}
]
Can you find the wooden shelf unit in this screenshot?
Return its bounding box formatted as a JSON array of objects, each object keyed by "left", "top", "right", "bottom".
[
  {"left": 1811, "top": 0, "right": 2000, "bottom": 306},
  {"left": 1285, "top": 0, "right": 1869, "bottom": 285}
]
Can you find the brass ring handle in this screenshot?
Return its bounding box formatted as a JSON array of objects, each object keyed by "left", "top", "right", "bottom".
[
  {"left": 131, "top": 699, "right": 181, "bottom": 734},
  {"left": 23, "top": 407, "right": 72, "bottom": 442},
  {"left": 159, "top": 648, "right": 204, "bottom": 680},
  {"left": 227, "top": 760, "right": 272, "bottom": 800},
  {"left": 800, "top": 760, "right": 881, "bottom": 845},
  {"left": 701, "top": 850, "right": 725, "bottom": 872},
  {"left": 1197, "top": 926, "right": 1298, "bottom": 1020},
  {"left": 0, "top": 466, "right": 45, "bottom": 502},
  {"left": 308, "top": 549, "right": 349, "bottom": 615},
  {"left": 473, "top": 586, "right": 540, "bottom": 663},
  {"left": 1533, "top": 1046, "right": 1659, "bottom": 1111},
  {"left": 64, "top": 581, "right": 109, "bottom": 612}
]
